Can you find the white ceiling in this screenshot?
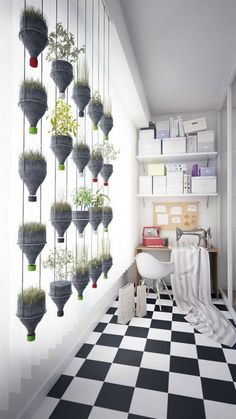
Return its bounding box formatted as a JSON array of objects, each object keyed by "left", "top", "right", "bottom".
[{"left": 119, "top": 0, "right": 236, "bottom": 117}]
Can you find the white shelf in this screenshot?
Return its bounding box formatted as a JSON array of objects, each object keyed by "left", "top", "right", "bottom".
[
  {"left": 137, "top": 193, "right": 218, "bottom": 198},
  {"left": 136, "top": 151, "right": 217, "bottom": 163}
]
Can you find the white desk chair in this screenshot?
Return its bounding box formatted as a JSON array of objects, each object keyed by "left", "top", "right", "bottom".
[{"left": 135, "top": 252, "right": 174, "bottom": 311}]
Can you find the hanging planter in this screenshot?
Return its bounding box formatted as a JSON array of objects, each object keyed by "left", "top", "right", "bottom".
[
  {"left": 89, "top": 258, "right": 102, "bottom": 288},
  {"left": 72, "top": 59, "right": 90, "bottom": 116},
  {"left": 18, "top": 223, "right": 46, "bottom": 271},
  {"left": 49, "top": 280, "right": 72, "bottom": 317},
  {"left": 19, "top": 150, "right": 47, "bottom": 202},
  {"left": 72, "top": 187, "right": 93, "bottom": 237},
  {"left": 50, "top": 201, "right": 72, "bottom": 243},
  {"left": 99, "top": 115, "right": 113, "bottom": 141},
  {"left": 89, "top": 207, "right": 103, "bottom": 232},
  {"left": 88, "top": 91, "right": 103, "bottom": 130},
  {"left": 19, "top": 79, "right": 48, "bottom": 134},
  {"left": 46, "top": 23, "right": 85, "bottom": 98},
  {"left": 102, "top": 256, "right": 113, "bottom": 279},
  {"left": 50, "top": 135, "right": 72, "bottom": 170},
  {"left": 100, "top": 164, "right": 113, "bottom": 186},
  {"left": 72, "top": 143, "right": 90, "bottom": 176},
  {"left": 19, "top": 7, "right": 48, "bottom": 68},
  {"left": 88, "top": 145, "right": 103, "bottom": 182},
  {"left": 72, "top": 262, "right": 90, "bottom": 300},
  {"left": 16, "top": 287, "right": 46, "bottom": 342},
  {"left": 100, "top": 143, "right": 119, "bottom": 185},
  {"left": 102, "top": 206, "right": 113, "bottom": 232},
  {"left": 72, "top": 210, "right": 90, "bottom": 237}
]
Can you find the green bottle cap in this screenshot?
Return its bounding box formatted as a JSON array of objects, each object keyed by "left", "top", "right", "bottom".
[
  {"left": 28, "top": 264, "right": 36, "bottom": 272},
  {"left": 27, "top": 334, "right": 35, "bottom": 342},
  {"left": 58, "top": 164, "right": 65, "bottom": 171},
  {"left": 29, "top": 126, "right": 37, "bottom": 134}
]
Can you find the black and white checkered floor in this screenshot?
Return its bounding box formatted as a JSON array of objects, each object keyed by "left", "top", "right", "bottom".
[{"left": 34, "top": 288, "right": 236, "bottom": 419}]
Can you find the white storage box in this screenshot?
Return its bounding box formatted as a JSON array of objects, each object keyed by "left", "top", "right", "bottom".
[
  {"left": 138, "top": 138, "right": 161, "bottom": 156},
  {"left": 200, "top": 167, "right": 216, "bottom": 176},
  {"left": 197, "top": 130, "right": 215, "bottom": 152},
  {"left": 162, "top": 137, "right": 186, "bottom": 155},
  {"left": 148, "top": 163, "right": 165, "bottom": 176},
  {"left": 183, "top": 117, "right": 207, "bottom": 134},
  {"left": 192, "top": 176, "right": 217, "bottom": 194},
  {"left": 139, "top": 128, "right": 155, "bottom": 141},
  {"left": 187, "top": 135, "right": 197, "bottom": 153},
  {"left": 139, "top": 176, "right": 152, "bottom": 194},
  {"left": 156, "top": 120, "right": 169, "bottom": 139},
  {"left": 153, "top": 176, "right": 167, "bottom": 194},
  {"left": 167, "top": 171, "right": 183, "bottom": 194}
]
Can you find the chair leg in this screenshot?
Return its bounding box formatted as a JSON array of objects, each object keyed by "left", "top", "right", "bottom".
[
  {"left": 163, "top": 280, "right": 172, "bottom": 301},
  {"left": 156, "top": 282, "right": 162, "bottom": 311}
]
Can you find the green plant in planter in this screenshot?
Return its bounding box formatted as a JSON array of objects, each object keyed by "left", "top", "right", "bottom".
[
  {"left": 46, "top": 22, "right": 85, "bottom": 63},
  {"left": 99, "top": 96, "right": 113, "bottom": 140},
  {"left": 72, "top": 187, "right": 93, "bottom": 210},
  {"left": 17, "top": 287, "right": 46, "bottom": 342},
  {"left": 19, "top": 150, "right": 47, "bottom": 202},
  {"left": 20, "top": 78, "right": 47, "bottom": 92},
  {"left": 75, "top": 58, "right": 89, "bottom": 86},
  {"left": 91, "top": 144, "right": 103, "bottom": 160},
  {"left": 92, "top": 190, "right": 110, "bottom": 208},
  {"left": 89, "top": 190, "right": 110, "bottom": 232},
  {"left": 88, "top": 90, "right": 103, "bottom": 130},
  {"left": 103, "top": 96, "right": 112, "bottom": 117},
  {"left": 101, "top": 237, "right": 113, "bottom": 279},
  {"left": 50, "top": 201, "right": 72, "bottom": 243},
  {"left": 19, "top": 79, "right": 48, "bottom": 134},
  {"left": 48, "top": 99, "right": 78, "bottom": 137},
  {"left": 19, "top": 222, "right": 46, "bottom": 233},
  {"left": 51, "top": 201, "right": 71, "bottom": 212},
  {"left": 88, "top": 144, "right": 104, "bottom": 182},
  {"left": 89, "top": 256, "right": 103, "bottom": 288},
  {"left": 21, "top": 7, "right": 47, "bottom": 23},
  {"left": 20, "top": 150, "right": 46, "bottom": 161},
  {"left": 103, "top": 143, "right": 120, "bottom": 162},
  {"left": 18, "top": 287, "right": 45, "bottom": 304},
  {"left": 18, "top": 223, "right": 46, "bottom": 271},
  {"left": 72, "top": 246, "right": 90, "bottom": 300}
]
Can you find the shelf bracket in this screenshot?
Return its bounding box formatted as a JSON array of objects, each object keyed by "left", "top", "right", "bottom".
[
  {"left": 206, "top": 196, "right": 210, "bottom": 208},
  {"left": 142, "top": 198, "right": 146, "bottom": 208}
]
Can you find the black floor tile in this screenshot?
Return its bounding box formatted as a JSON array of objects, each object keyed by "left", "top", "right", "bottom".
[
  {"left": 76, "top": 360, "right": 111, "bottom": 381},
  {"left": 110, "top": 315, "right": 119, "bottom": 324},
  {"left": 160, "top": 294, "right": 172, "bottom": 300},
  {"left": 145, "top": 339, "right": 171, "bottom": 355},
  {"left": 214, "top": 304, "right": 228, "bottom": 311},
  {"left": 144, "top": 311, "right": 153, "bottom": 319},
  {"left": 95, "top": 382, "right": 134, "bottom": 412},
  {"left": 171, "top": 331, "right": 195, "bottom": 344},
  {"left": 167, "top": 394, "right": 205, "bottom": 419},
  {"left": 94, "top": 322, "right": 107, "bottom": 333},
  {"left": 49, "top": 400, "right": 91, "bottom": 419},
  {"left": 154, "top": 305, "right": 173, "bottom": 313},
  {"left": 136, "top": 368, "right": 169, "bottom": 392},
  {"left": 172, "top": 313, "right": 187, "bottom": 323},
  {"left": 47, "top": 375, "right": 73, "bottom": 399},
  {"left": 75, "top": 344, "right": 93, "bottom": 359},
  {"left": 170, "top": 356, "right": 200, "bottom": 376},
  {"left": 229, "top": 363, "right": 236, "bottom": 381},
  {"left": 151, "top": 319, "right": 172, "bottom": 330},
  {"left": 201, "top": 377, "right": 236, "bottom": 404},
  {"left": 197, "top": 346, "right": 226, "bottom": 362},
  {"left": 96, "top": 333, "right": 123, "bottom": 347},
  {"left": 106, "top": 307, "right": 117, "bottom": 315},
  {"left": 128, "top": 414, "right": 152, "bottom": 419},
  {"left": 146, "top": 297, "right": 156, "bottom": 304},
  {"left": 126, "top": 326, "right": 149, "bottom": 338},
  {"left": 114, "top": 348, "right": 143, "bottom": 366}
]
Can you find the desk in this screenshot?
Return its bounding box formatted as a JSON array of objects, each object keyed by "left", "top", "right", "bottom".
[{"left": 135, "top": 244, "right": 219, "bottom": 298}]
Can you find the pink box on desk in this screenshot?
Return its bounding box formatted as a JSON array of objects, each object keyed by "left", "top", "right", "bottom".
[{"left": 142, "top": 226, "right": 166, "bottom": 247}]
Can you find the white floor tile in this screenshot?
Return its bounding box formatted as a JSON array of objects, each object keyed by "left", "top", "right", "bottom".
[
  {"left": 129, "top": 387, "right": 168, "bottom": 418},
  {"left": 172, "top": 306, "right": 182, "bottom": 314},
  {"left": 171, "top": 321, "right": 194, "bottom": 333},
  {"left": 221, "top": 310, "right": 233, "bottom": 319},
  {"left": 85, "top": 332, "right": 102, "bottom": 345},
  {"left": 148, "top": 328, "right": 171, "bottom": 342},
  {"left": 152, "top": 311, "right": 172, "bottom": 321},
  {"left": 100, "top": 314, "right": 113, "bottom": 323},
  {"left": 170, "top": 342, "right": 198, "bottom": 358},
  {"left": 89, "top": 406, "right": 128, "bottom": 419},
  {"left": 199, "top": 359, "right": 233, "bottom": 381},
  {"left": 141, "top": 352, "right": 170, "bottom": 372},
  {"left": 146, "top": 304, "right": 155, "bottom": 311},
  {"left": 168, "top": 372, "right": 203, "bottom": 399},
  {"left": 159, "top": 299, "right": 173, "bottom": 306},
  {"left": 129, "top": 317, "right": 152, "bottom": 328},
  {"left": 222, "top": 348, "right": 236, "bottom": 364},
  {"left": 31, "top": 397, "right": 59, "bottom": 419},
  {"left": 111, "top": 301, "right": 119, "bottom": 308},
  {"left": 63, "top": 357, "right": 85, "bottom": 376},
  {"left": 87, "top": 345, "right": 118, "bottom": 363},
  {"left": 194, "top": 333, "right": 222, "bottom": 348},
  {"left": 105, "top": 363, "right": 139, "bottom": 387},
  {"left": 120, "top": 336, "right": 146, "bottom": 351},
  {"left": 103, "top": 323, "right": 128, "bottom": 336},
  {"left": 62, "top": 377, "right": 102, "bottom": 405},
  {"left": 204, "top": 399, "right": 236, "bottom": 419}
]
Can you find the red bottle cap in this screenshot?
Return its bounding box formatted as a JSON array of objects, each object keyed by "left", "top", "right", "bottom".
[
  {"left": 92, "top": 283, "right": 97, "bottom": 288},
  {"left": 93, "top": 178, "right": 98, "bottom": 183},
  {"left": 104, "top": 182, "right": 108, "bottom": 186},
  {"left": 30, "top": 57, "right": 38, "bottom": 68}
]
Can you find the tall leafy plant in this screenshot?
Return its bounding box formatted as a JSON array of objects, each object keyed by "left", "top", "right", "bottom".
[
  {"left": 46, "top": 22, "right": 85, "bottom": 63},
  {"left": 48, "top": 99, "right": 78, "bottom": 136},
  {"left": 72, "top": 187, "right": 93, "bottom": 210},
  {"left": 43, "top": 248, "right": 74, "bottom": 280}
]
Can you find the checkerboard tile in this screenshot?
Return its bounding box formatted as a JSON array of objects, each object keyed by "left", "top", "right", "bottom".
[{"left": 33, "top": 289, "right": 236, "bottom": 419}]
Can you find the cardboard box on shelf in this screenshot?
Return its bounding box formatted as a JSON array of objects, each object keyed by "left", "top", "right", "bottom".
[
  {"left": 153, "top": 176, "right": 167, "bottom": 194},
  {"left": 139, "top": 176, "right": 152, "bottom": 194},
  {"left": 199, "top": 167, "right": 216, "bottom": 176},
  {"left": 187, "top": 135, "right": 197, "bottom": 153},
  {"left": 139, "top": 128, "right": 155, "bottom": 141},
  {"left": 148, "top": 163, "right": 165, "bottom": 176},
  {"left": 162, "top": 137, "right": 186, "bottom": 154},
  {"left": 167, "top": 171, "right": 184, "bottom": 194},
  {"left": 183, "top": 117, "right": 207, "bottom": 134},
  {"left": 138, "top": 138, "right": 161, "bottom": 156},
  {"left": 191, "top": 176, "right": 217, "bottom": 194},
  {"left": 156, "top": 120, "right": 170, "bottom": 139},
  {"left": 197, "top": 130, "right": 215, "bottom": 152}
]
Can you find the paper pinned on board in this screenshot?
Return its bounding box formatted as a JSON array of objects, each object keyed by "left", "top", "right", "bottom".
[
  {"left": 171, "top": 216, "right": 181, "bottom": 224},
  {"left": 155, "top": 205, "right": 167, "bottom": 213},
  {"left": 187, "top": 204, "right": 197, "bottom": 212},
  {"left": 157, "top": 213, "right": 169, "bottom": 225},
  {"left": 170, "top": 206, "right": 182, "bottom": 216}
]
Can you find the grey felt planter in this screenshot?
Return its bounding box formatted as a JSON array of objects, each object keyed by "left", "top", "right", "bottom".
[
  {"left": 102, "top": 257, "right": 113, "bottom": 279},
  {"left": 18, "top": 229, "right": 46, "bottom": 271},
  {"left": 89, "top": 262, "right": 102, "bottom": 288},
  {"left": 16, "top": 295, "right": 46, "bottom": 342},
  {"left": 102, "top": 208, "right": 113, "bottom": 232},
  {"left": 72, "top": 210, "right": 89, "bottom": 237},
  {"left": 50, "top": 209, "right": 72, "bottom": 243},
  {"left": 50, "top": 60, "right": 73, "bottom": 99},
  {"left": 19, "top": 13, "right": 48, "bottom": 68},
  {"left": 88, "top": 101, "right": 103, "bottom": 130},
  {"left": 72, "top": 271, "right": 90, "bottom": 300},
  {"left": 19, "top": 87, "right": 48, "bottom": 134},
  {"left": 72, "top": 145, "right": 90, "bottom": 176},
  {"left": 49, "top": 280, "right": 72, "bottom": 317},
  {"left": 19, "top": 158, "right": 47, "bottom": 202},
  {"left": 50, "top": 135, "right": 72, "bottom": 170},
  {"left": 72, "top": 84, "right": 91, "bottom": 117},
  {"left": 88, "top": 157, "right": 103, "bottom": 182},
  {"left": 100, "top": 164, "right": 113, "bottom": 186},
  {"left": 99, "top": 115, "right": 113, "bottom": 140},
  {"left": 89, "top": 208, "right": 102, "bottom": 232}
]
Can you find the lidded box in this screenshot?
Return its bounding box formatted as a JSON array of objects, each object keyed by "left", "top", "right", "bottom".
[{"left": 142, "top": 226, "right": 164, "bottom": 247}]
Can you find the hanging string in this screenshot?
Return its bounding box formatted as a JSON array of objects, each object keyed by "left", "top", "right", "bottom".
[
  {"left": 53, "top": 0, "right": 58, "bottom": 283},
  {"left": 101, "top": 0, "right": 106, "bottom": 255},
  {"left": 90, "top": 0, "right": 94, "bottom": 260},
  {"left": 83, "top": 0, "right": 87, "bottom": 255},
  {"left": 75, "top": 0, "right": 79, "bottom": 262},
  {"left": 107, "top": 17, "right": 110, "bottom": 97},
  {"left": 65, "top": 0, "right": 70, "bottom": 280},
  {"left": 97, "top": 0, "right": 101, "bottom": 255}
]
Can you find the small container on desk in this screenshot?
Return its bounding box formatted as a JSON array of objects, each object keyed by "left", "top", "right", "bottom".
[{"left": 142, "top": 226, "right": 168, "bottom": 247}]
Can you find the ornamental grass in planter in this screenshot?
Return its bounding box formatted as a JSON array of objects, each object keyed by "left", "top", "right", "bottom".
[
  {"left": 99, "top": 97, "right": 113, "bottom": 140},
  {"left": 72, "top": 142, "right": 90, "bottom": 176},
  {"left": 19, "top": 7, "right": 48, "bottom": 68},
  {"left": 48, "top": 99, "right": 78, "bottom": 170},
  {"left": 50, "top": 201, "right": 72, "bottom": 243},
  {"left": 46, "top": 23, "right": 85, "bottom": 98},
  {"left": 19, "top": 150, "right": 47, "bottom": 202},
  {"left": 100, "top": 143, "right": 119, "bottom": 186},
  {"left": 101, "top": 238, "right": 113, "bottom": 279},
  {"left": 72, "top": 187, "right": 92, "bottom": 237},
  {"left": 72, "top": 248, "right": 90, "bottom": 300},
  {"left": 17, "top": 222, "right": 46, "bottom": 271},
  {"left": 43, "top": 249, "right": 73, "bottom": 317},
  {"left": 88, "top": 91, "right": 103, "bottom": 130},
  {"left": 88, "top": 144, "right": 103, "bottom": 182},
  {"left": 102, "top": 206, "right": 113, "bottom": 232},
  {"left": 89, "top": 190, "right": 109, "bottom": 232},
  {"left": 19, "top": 79, "right": 48, "bottom": 134},
  {"left": 16, "top": 287, "right": 46, "bottom": 342},
  {"left": 72, "top": 58, "right": 90, "bottom": 117},
  {"left": 89, "top": 257, "right": 102, "bottom": 288}
]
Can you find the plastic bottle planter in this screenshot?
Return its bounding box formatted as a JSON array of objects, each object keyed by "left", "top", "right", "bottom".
[
  {"left": 100, "top": 164, "right": 113, "bottom": 186},
  {"left": 19, "top": 86, "right": 48, "bottom": 134},
  {"left": 19, "top": 157, "right": 47, "bottom": 202},
  {"left": 19, "top": 11, "right": 48, "bottom": 68},
  {"left": 50, "top": 207, "right": 72, "bottom": 243},
  {"left": 50, "top": 60, "right": 73, "bottom": 99},
  {"left": 49, "top": 281, "right": 72, "bottom": 317},
  {"left": 72, "top": 145, "right": 90, "bottom": 177},
  {"left": 72, "top": 271, "right": 90, "bottom": 300},
  {"left": 72, "top": 210, "right": 89, "bottom": 237},
  {"left": 89, "top": 207, "right": 102, "bottom": 232},
  {"left": 89, "top": 260, "right": 102, "bottom": 288},
  {"left": 99, "top": 115, "right": 113, "bottom": 140},
  {"left": 88, "top": 156, "right": 103, "bottom": 182},
  {"left": 72, "top": 84, "right": 91, "bottom": 117},
  {"left": 16, "top": 293, "right": 46, "bottom": 342},
  {"left": 50, "top": 135, "right": 72, "bottom": 170},
  {"left": 88, "top": 101, "right": 103, "bottom": 130},
  {"left": 102, "top": 257, "right": 113, "bottom": 279},
  {"left": 18, "top": 228, "right": 46, "bottom": 271},
  {"left": 102, "top": 207, "right": 113, "bottom": 232}
]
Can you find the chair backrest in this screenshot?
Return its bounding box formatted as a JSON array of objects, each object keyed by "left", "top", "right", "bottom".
[{"left": 135, "top": 252, "right": 175, "bottom": 280}]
